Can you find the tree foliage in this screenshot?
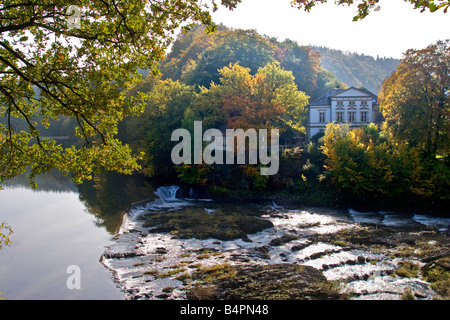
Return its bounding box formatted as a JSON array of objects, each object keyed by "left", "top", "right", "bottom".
[
  {"left": 210, "top": 62, "right": 309, "bottom": 133},
  {"left": 159, "top": 25, "right": 344, "bottom": 100},
  {"left": 291, "top": 0, "right": 450, "bottom": 21},
  {"left": 379, "top": 40, "right": 450, "bottom": 156},
  {"left": 0, "top": 221, "right": 12, "bottom": 249},
  {"left": 119, "top": 75, "right": 196, "bottom": 178},
  {"left": 122, "top": 60, "right": 309, "bottom": 189},
  {"left": 0, "top": 0, "right": 241, "bottom": 187},
  {"left": 321, "top": 120, "right": 450, "bottom": 208}
]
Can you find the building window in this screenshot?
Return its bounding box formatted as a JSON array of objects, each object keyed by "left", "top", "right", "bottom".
[
  {"left": 349, "top": 100, "right": 355, "bottom": 106},
  {"left": 319, "top": 111, "right": 326, "bottom": 123},
  {"left": 336, "top": 112, "right": 344, "bottom": 123},
  {"left": 361, "top": 111, "right": 368, "bottom": 123},
  {"left": 361, "top": 100, "right": 368, "bottom": 106},
  {"left": 337, "top": 101, "right": 343, "bottom": 106},
  {"left": 348, "top": 111, "right": 356, "bottom": 123}
]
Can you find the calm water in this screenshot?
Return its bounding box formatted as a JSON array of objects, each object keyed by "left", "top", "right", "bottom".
[{"left": 0, "top": 171, "right": 156, "bottom": 300}]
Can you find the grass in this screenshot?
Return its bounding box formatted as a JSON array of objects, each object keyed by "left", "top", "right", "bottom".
[
  {"left": 162, "top": 286, "right": 174, "bottom": 293},
  {"left": 394, "top": 261, "right": 420, "bottom": 278},
  {"left": 157, "top": 268, "right": 187, "bottom": 278},
  {"left": 143, "top": 269, "right": 158, "bottom": 276},
  {"left": 133, "top": 262, "right": 145, "bottom": 266},
  {"left": 196, "top": 263, "right": 237, "bottom": 282},
  {"left": 422, "top": 259, "right": 450, "bottom": 300},
  {"left": 402, "top": 289, "right": 415, "bottom": 300}
]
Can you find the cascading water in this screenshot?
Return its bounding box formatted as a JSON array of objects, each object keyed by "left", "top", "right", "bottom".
[
  {"left": 104, "top": 191, "right": 449, "bottom": 300},
  {"left": 154, "top": 185, "right": 182, "bottom": 203},
  {"left": 117, "top": 186, "right": 191, "bottom": 234},
  {"left": 127, "top": 186, "right": 188, "bottom": 219}
]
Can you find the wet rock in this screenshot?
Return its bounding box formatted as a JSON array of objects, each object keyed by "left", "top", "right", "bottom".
[
  {"left": 188, "top": 264, "right": 344, "bottom": 300},
  {"left": 103, "top": 203, "right": 450, "bottom": 301},
  {"left": 414, "top": 290, "right": 427, "bottom": 298},
  {"left": 102, "top": 251, "right": 142, "bottom": 259},
  {"left": 269, "top": 234, "right": 298, "bottom": 246},
  {"left": 291, "top": 243, "right": 310, "bottom": 252},
  {"left": 156, "top": 247, "right": 168, "bottom": 254},
  {"left": 357, "top": 256, "right": 366, "bottom": 264},
  {"left": 251, "top": 246, "right": 271, "bottom": 259},
  {"left": 142, "top": 209, "right": 273, "bottom": 241}
]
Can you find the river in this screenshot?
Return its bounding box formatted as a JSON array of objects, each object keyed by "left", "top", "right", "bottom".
[
  {"left": 0, "top": 171, "right": 449, "bottom": 300},
  {"left": 0, "top": 171, "right": 156, "bottom": 300}
]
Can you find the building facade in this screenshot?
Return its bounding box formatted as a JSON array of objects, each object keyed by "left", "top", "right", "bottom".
[{"left": 307, "top": 87, "right": 381, "bottom": 141}]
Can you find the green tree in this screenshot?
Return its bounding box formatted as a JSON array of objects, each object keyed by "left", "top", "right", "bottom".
[
  {"left": 122, "top": 76, "right": 196, "bottom": 178},
  {"left": 214, "top": 62, "right": 309, "bottom": 135},
  {"left": 160, "top": 26, "right": 343, "bottom": 100},
  {"left": 321, "top": 122, "right": 448, "bottom": 207},
  {"left": 0, "top": 0, "right": 241, "bottom": 187},
  {"left": 275, "top": 40, "right": 344, "bottom": 100},
  {"left": 379, "top": 40, "right": 450, "bottom": 157},
  {"left": 181, "top": 29, "right": 275, "bottom": 87}
]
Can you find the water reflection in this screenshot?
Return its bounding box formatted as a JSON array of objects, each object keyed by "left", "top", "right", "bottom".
[
  {"left": 0, "top": 170, "right": 160, "bottom": 299},
  {"left": 77, "top": 172, "right": 159, "bottom": 234},
  {"left": 5, "top": 169, "right": 160, "bottom": 235}
]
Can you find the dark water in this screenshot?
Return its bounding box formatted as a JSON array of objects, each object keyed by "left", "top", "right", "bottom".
[{"left": 0, "top": 171, "right": 156, "bottom": 300}]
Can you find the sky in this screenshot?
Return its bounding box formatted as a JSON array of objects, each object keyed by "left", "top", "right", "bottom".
[{"left": 210, "top": 0, "right": 450, "bottom": 59}]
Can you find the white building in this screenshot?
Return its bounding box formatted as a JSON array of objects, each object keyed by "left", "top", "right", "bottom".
[{"left": 306, "top": 87, "right": 381, "bottom": 141}]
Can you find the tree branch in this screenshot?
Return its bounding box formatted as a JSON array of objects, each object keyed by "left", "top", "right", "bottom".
[
  {"left": 0, "top": 55, "right": 107, "bottom": 145},
  {"left": 0, "top": 40, "right": 35, "bottom": 68}
]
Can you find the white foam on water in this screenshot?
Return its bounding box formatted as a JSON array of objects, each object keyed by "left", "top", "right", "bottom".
[
  {"left": 127, "top": 186, "right": 192, "bottom": 221},
  {"left": 348, "top": 208, "right": 382, "bottom": 224},
  {"left": 413, "top": 214, "right": 450, "bottom": 231}
]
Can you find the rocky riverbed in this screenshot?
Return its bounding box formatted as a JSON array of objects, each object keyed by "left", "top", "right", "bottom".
[{"left": 100, "top": 186, "right": 450, "bottom": 300}]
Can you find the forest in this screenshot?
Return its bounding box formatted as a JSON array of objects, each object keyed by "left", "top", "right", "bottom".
[
  {"left": 1, "top": 22, "right": 448, "bottom": 212},
  {"left": 114, "top": 26, "right": 449, "bottom": 212}
]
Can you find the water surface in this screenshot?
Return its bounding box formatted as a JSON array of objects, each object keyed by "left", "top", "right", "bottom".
[{"left": 0, "top": 171, "right": 154, "bottom": 300}]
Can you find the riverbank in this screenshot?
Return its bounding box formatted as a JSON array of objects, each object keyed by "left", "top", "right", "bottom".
[
  {"left": 100, "top": 186, "right": 450, "bottom": 300},
  {"left": 179, "top": 181, "right": 450, "bottom": 217}
]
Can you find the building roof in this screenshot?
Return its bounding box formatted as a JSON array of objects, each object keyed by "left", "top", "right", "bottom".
[
  {"left": 309, "top": 87, "right": 378, "bottom": 107},
  {"left": 309, "top": 89, "right": 342, "bottom": 106}
]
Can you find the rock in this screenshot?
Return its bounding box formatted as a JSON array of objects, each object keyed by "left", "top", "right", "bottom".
[
  {"left": 414, "top": 290, "right": 427, "bottom": 298},
  {"left": 142, "top": 208, "right": 273, "bottom": 241},
  {"left": 291, "top": 243, "right": 310, "bottom": 252},
  {"left": 156, "top": 247, "right": 168, "bottom": 254},
  {"left": 188, "top": 263, "right": 343, "bottom": 300},
  {"left": 251, "top": 246, "right": 271, "bottom": 259},
  {"left": 269, "top": 234, "right": 298, "bottom": 246},
  {"left": 357, "top": 256, "right": 366, "bottom": 264}
]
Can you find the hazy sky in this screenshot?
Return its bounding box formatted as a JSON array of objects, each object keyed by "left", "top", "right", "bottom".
[{"left": 211, "top": 0, "right": 450, "bottom": 59}]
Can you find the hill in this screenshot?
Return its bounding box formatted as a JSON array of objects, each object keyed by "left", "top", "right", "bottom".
[
  {"left": 312, "top": 46, "right": 400, "bottom": 94},
  {"left": 159, "top": 25, "right": 345, "bottom": 101}
]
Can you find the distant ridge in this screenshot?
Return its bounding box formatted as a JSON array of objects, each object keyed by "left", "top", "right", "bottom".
[{"left": 311, "top": 46, "right": 400, "bottom": 94}]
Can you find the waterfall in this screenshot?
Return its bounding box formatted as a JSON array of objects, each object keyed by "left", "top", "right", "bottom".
[
  {"left": 154, "top": 185, "right": 182, "bottom": 203},
  {"left": 126, "top": 185, "right": 187, "bottom": 221},
  {"left": 189, "top": 187, "right": 197, "bottom": 200}
]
